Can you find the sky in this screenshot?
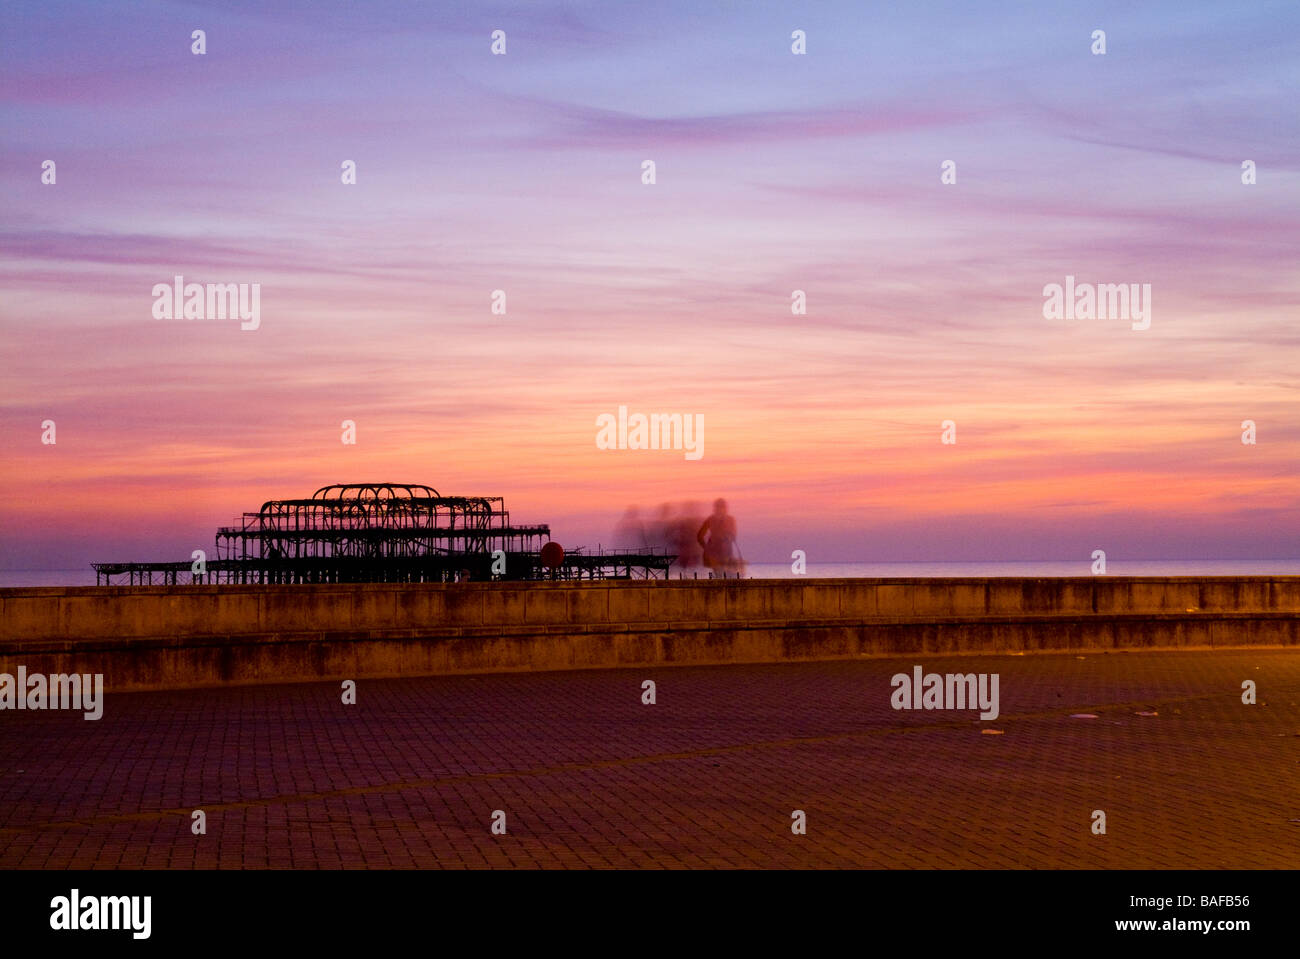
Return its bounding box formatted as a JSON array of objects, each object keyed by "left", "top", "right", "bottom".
[{"left": 1, "top": 0, "right": 1298, "bottom": 569}]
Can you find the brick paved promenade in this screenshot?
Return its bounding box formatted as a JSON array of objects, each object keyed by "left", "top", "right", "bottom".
[{"left": 2, "top": 650, "right": 1297, "bottom": 868}]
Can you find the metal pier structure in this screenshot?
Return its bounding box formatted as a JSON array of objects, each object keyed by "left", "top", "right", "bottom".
[{"left": 93, "top": 482, "right": 675, "bottom": 585}]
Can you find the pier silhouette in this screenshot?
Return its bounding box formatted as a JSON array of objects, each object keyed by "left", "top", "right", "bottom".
[{"left": 93, "top": 483, "right": 674, "bottom": 585}]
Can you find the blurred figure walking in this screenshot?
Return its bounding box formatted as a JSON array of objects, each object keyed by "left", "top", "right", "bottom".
[{"left": 697, "top": 498, "right": 744, "bottom": 577}]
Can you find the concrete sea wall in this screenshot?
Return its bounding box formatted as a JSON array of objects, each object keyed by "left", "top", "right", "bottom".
[{"left": 2, "top": 577, "right": 1298, "bottom": 691}]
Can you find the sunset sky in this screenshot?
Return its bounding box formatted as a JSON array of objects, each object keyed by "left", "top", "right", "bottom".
[{"left": 2, "top": 0, "right": 1298, "bottom": 570}]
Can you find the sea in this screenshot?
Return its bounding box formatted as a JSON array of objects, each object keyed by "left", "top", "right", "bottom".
[
  {"left": 674, "top": 560, "right": 1300, "bottom": 580},
  {"left": 2, "top": 559, "right": 1298, "bottom": 588}
]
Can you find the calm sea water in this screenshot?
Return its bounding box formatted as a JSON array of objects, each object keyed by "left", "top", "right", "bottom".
[
  {"left": 2, "top": 559, "right": 1298, "bottom": 588},
  {"left": 738, "top": 560, "right": 1300, "bottom": 579}
]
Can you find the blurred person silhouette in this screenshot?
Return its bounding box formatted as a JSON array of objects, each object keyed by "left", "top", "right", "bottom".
[
  {"left": 615, "top": 501, "right": 711, "bottom": 572},
  {"left": 613, "top": 506, "right": 647, "bottom": 549},
  {"left": 669, "top": 501, "right": 703, "bottom": 569},
  {"left": 697, "top": 498, "right": 743, "bottom": 577}
]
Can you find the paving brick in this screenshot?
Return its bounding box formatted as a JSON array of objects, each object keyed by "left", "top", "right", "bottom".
[{"left": 0, "top": 650, "right": 1297, "bottom": 868}]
